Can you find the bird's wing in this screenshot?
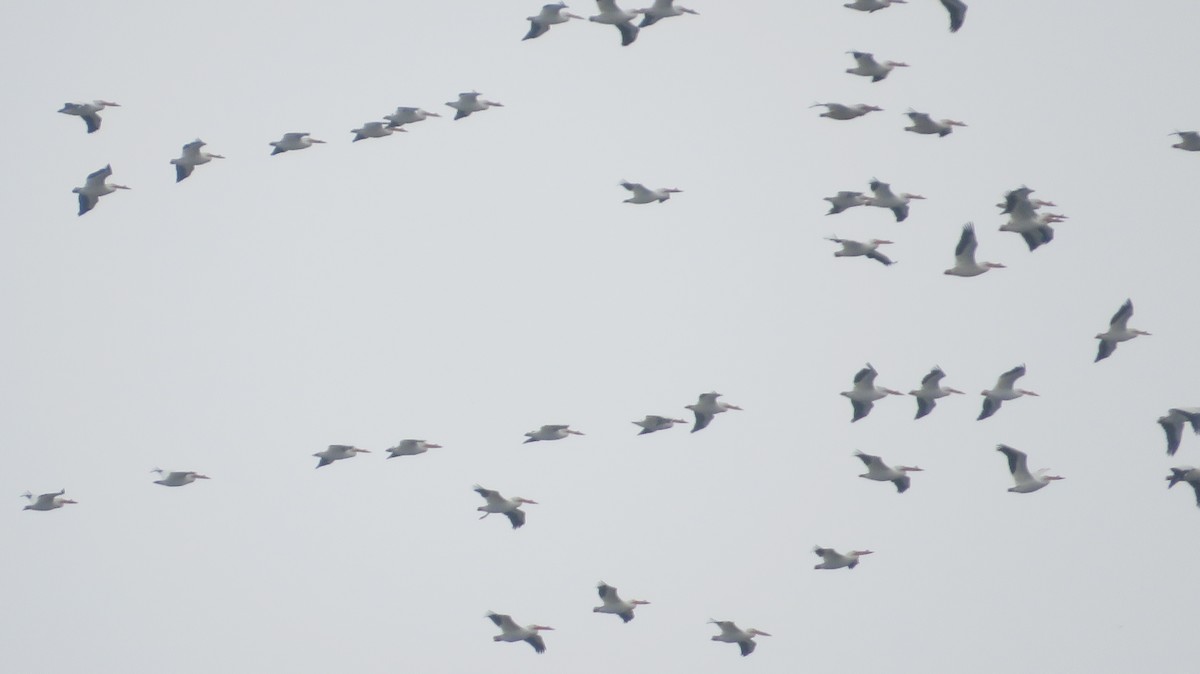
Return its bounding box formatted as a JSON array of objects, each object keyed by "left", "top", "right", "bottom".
[
  {"left": 954, "top": 223, "right": 978, "bottom": 262},
  {"left": 175, "top": 163, "right": 194, "bottom": 183},
  {"left": 524, "top": 19, "right": 550, "bottom": 40},
  {"left": 505, "top": 509, "right": 527, "bottom": 529},
  {"left": 855, "top": 451, "right": 881, "bottom": 467},
  {"left": 1190, "top": 482, "right": 1200, "bottom": 508},
  {"left": 691, "top": 409, "right": 714, "bottom": 432},
  {"left": 543, "top": 425, "right": 570, "bottom": 432},
  {"left": 181, "top": 140, "right": 205, "bottom": 158},
  {"left": 915, "top": 396, "right": 935, "bottom": 419},
  {"left": 853, "top": 364, "right": 877, "bottom": 388},
  {"left": 77, "top": 193, "right": 97, "bottom": 216},
  {"left": 996, "top": 365, "right": 1026, "bottom": 390},
  {"left": 893, "top": 475, "right": 911, "bottom": 493},
  {"left": 82, "top": 113, "right": 102, "bottom": 133},
  {"left": 618, "top": 610, "right": 635, "bottom": 623},
  {"left": 907, "top": 111, "right": 932, "bottom": 124},
  {"left": 997, "top": 445, "right": 1032, "bottom": 482},
  {"left": 867, "top": 249, "right": 894, "bottom": 265},
  {"left": 1020, "top": 226, "right": 1053, "bottom": 251},
  {"left": 921, "top": 368, "right": 945, "bottom": 387},
  {"left": 84, "top": 165, "right": 113, "bottom": 188},
  {"left": 851, "top": 51, "right": 878, "bottom": 67},
  {"left": 739, "top": 639, "right": 757, "bottom": 656},
  {"left": 282, "top": 132, "right": 308, "bottom": 141},
  {"left": 1095, "top": 339, "right": 1117, "bottom": 362},
  {"left": 488, "top": 613, "right": 519, "bottom": 631},
  {"left": 940, "top": 0, "right": 967, "bottom": 32},
  {"left": 525, "top": 634, "right": 547, "bottom": 654},
  {"left": 1109, "top": 299, "right": 1134, "bottom": 330},
  {"left": 891, "top": 204, "right": 909, "bottom": 222},
  {"left": 1161, "top": 416, "right": 1183, "bottom": 456},
  {"left": 851, "top": 399, "right": 874, "bottom": 422},
  {"left": 978, "top": 396, "right": 1000, "bottom": 420},
  {"left": 616, "top": 21, "right": 639, "bottom": 45},
  {"left": 869, "top": 180, "right": 893, "bottom": 199}
]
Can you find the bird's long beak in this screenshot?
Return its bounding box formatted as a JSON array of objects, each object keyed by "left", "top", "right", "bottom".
[
  {"left": 566, "top": 12, "right": 584, "bottom": 18},
  {"left": 427, "top": 444, "right": 443, "bottom": 448},
  {"left": 357, "top": 448, "right": 371, "bottom": 453},
  {"left": 671, "top": 418, "right": 687, "bottom": 424},
  {"left": 210, "top": 154, "right": 226, "bottom": 159},
  {"left": 946, "top": 388, "right": 964, "bottom": 394},
  {"left": 752, "top": 630, "right": 772, "bottom": 637},
  {"left": 725, "top": 404, "right": 744, "bottom": 411},
  {"left": 113, "top": 185, "right": 131, "bottom": 190},
  {"left": 1047, "top": 475, "right": 1065, "bottom": 480},
  {"left": 535, "top": 626, "right": 555, "bottom": 631},
  {"left": 104, "top": 102, "right": 121, "bottom": 107},
  {"left": 901, "top": 466, "right": 924, "bottom": 472},
  {"left": 568, "top": 430, "right": 585, "bottom": 435},
  {"left": 1019, "top": 390, "right": 1039, "bottom": 396},
  {"left": 61, "top": 499, "right": 78, "bottom": 504},
  {"left": 310, "top": 139, "right": 326, "bottom": 144},
  {"left": 521, "top": 499, "right": 540, "bottom": 505},
  {"left": 425, "top": 112, "right": 442, "bottom": 117},
  {"left": 195, "top": 474, "right": 211, "bottom": 479}
]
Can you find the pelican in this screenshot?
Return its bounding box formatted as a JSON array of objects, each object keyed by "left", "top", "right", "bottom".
[
  {"left": 846, "top": 51, "right": 908, "bottom": 82},
  {"left": 638, "top": 0, "right": 698, "bottom": 27},
  {"left": 73, "top": 164, "right": 130, "bottom": 216},
  {"left": 904, "top": 110, "right": 966, "bottom": 137},
  {"left": 940, "top": 0, "right": 967, "bottom": 31},
  {"left": 686, "top": 392, "right": 742, "bottom": 432},
  {"left": 524, "top": 424, "right": 584, "bottom": 443},
  {"left": 824, "top": 191, "right": 870, "bottom": 214},
  {"left": 59, "top": 100, "right": 119, "bottom": 133},
  {"left": 709, "top": 620, "right": 770, "bottom": 656},
  {"left": 446, "top": 91, "right": 504, "bottom": 120},
  {"left": 589, "top": 0, "right": 642, "bottom": 45},
  {"left": 352, "top": 121, "right": 406, "bottom": 142},
  {"left": 486, "top": 612, "right": 554, "bottom": 653},
  {"left": 1171, "top": 131, "right": 1200, "bottom": 152},
  {"left": 151, "top": 469, "right": 210, "bottom": 487},
  {"left": 474, "top": 485, "right": 538, "bottom": 529},
  {"left": 170, "top": 140, "right": 225, "bottom": 182},
  {"left": 996, "top": 445, "right": 1063, "bottom": 493},
  {"left": 1166, "top": 467, "right": 1200, "bottom": 508},
  {"left": 865, "top": 179, "right": 924, "bottom": 222},
  {"left": 813, "top": 546, "right": 873, "bottom": 569},
  {"left": 632, "top": 415, "right": 687, "bottom": 435},
  {"left": 385, "top": 439, "right": 442, "bottom": 458},
  {"left": 384, "top": 107, "right": 441, "bottom": 127},
  {"left": 313, "top": 444, "right": 370, "bottom": 468},
  {"left": 1095, "top": 299, "right": 1149, "bottom": 362},
  {"left": 524, "top": 3, "right": 584, "bottom": 40},
  {"left": 945, "top": 223, "right": 1005, "bottom": 277},
  {"left": 621, "top": 180, "right": 681, "bottom": 204},
  {"left": 811, "top": 102, "right": 883, "bottom": 121},
  {"left": 1157, "top": 408, "right": 1200, "bottom": 455},
  {"left": 21, "top": 489, "right": 77, "bottom": 511},
  {"left": 269, "top": 132, "right": 324, "bottom": 155},
  {"left": 979, "top": 365, "right": 1038, "bottom": 420},
  {"left": 854, "top": 451, "right": 922, "bottom": 493},
  {"left": 594, "top": 582, "right": 650, "bottom": 622},
  {"left": 998, "top": 187, "right": 1063, "bottom": 251},
  {"left": 844, "top": 0, "right": 906, "bottom": 11},
  {"left": 842, "top": 363, "right": 903, "bottom": 422},
  {"left": 909, "top": 366, "right": 963, "bottom": 419},
  {"left": 826, "top": 237, "right": 895, "bottom": 266}
]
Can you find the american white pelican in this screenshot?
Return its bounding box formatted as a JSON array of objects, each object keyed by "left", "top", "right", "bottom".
[
  {"left": 813, "top": 546, "right": 873, "bottom": 569},
  {"left": 620, "top": 180, "right": 681, "bottom": 204},
  {"left": 945, "top": 223, "right": 1005, "bottom": 277},
  {"left": 865, "top": 179, "right": 923, "bottom": 222},
  {"left": 151, "top": 469, "right": 210, "bottom": 487},
  {"left": 826, "top": 237, "right": 895, "bottom": 266},
  {"left": 21, "top": 489, "right": 77, "bottom": 511},
  {"left": 1171, "top": 131, "right": 1200, "bottom": 152},
  {"left": 709, "top": 620, "right": 770, "bottom": 656},
  {"left": 385, "top": 439, "right": 442, "bottom": 458},
  {"left": 841, "top": 363, "right": 903, "bottom": 422},
  {"left": 486, "top": 612, "right": 554, "bottom": 653},
  {"left": 854, "top": 451, "right": 921, "bottom": 493},
  {"left": 524, "top": 2, "right": 584, "bottom": 40},
  {"left": 824, "top": 191, "right": 870, "bottom": 214},
  {"left": 384, "top": 107, "right": 441, "bottom": 127},
  {"left": 1157, "top": 408, "right": 1200, "bottom": 455},
  {"left": 998, "top": 187, "right": 1063, "bottom": 251},
  {"left": 73, "top": 164, "right": 130, "bottom": 216},
  {"left": 59, "top": 100, "right": 119, "bottom": 133},
  {"left": 589, "top": 0, "right": 642, "bottom": 45},
  {"left": 979, "top": 365, "right": 1038, "bottom": 420},
  {"left": 594, "top": 582, "right": 650, "bottom": 622},
  {"left": 446, "top": 91, "right": 504, "bottom": 120},
  {"left": 940, "top": 0, "right": 967, "bottom": 32},
  {"left": 474, "top": 485, "right": 538, "bottom": 529},
  {"left": 904, "top": 110, "right": 966, "bottom": 137},
  {"left": 844, "top": 0, "right": 906, "bottom": 11},
  {"left": 170, "top": 139, "right": 224, "bottom": 183},
  {"left": 352, "top": 121, "right": 406, "bottom": 142},
  {"left": 811, "top": 102, "right": 883, "bottom": 121},
  {"left": 846, "top": 51, "right": 908, "bottom": 82},
  {"left": 269, "top": 132, "right": 324, "bottom": 155},
  {"left": 524, "top": 425, "right": 584, "bottom": 443},
  {"left": 686, "top": 392, "right": 742, "bottom": 432},
  {"left": 1166, "top": 467, "right": 1200, "bottom": 508},
  {"left": 996, "top": 444, "right": 1063, "bottom": 493},
  {"left": 638, "top": 0, "right": 698, "bottom": 27},
  {"left": 632, "top": 415, "right": 687, "bottom": 435},
  {"left": 909, "top": 366, "right": 963, "bottom": 419},
  {"left": 1094, "top": 299, "right": 1149, "bottom": 362},
  {"left": 313, "top": 444, "right": 371, "bottom": 468}
]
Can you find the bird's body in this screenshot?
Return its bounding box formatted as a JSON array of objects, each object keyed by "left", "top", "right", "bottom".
[
  {"left": 151, "top": 469, "right": 210, "bottom": 487},
  {"left": 486, "top": 612, "right": 554, "bottom": 653},
  {"left": 709, "top": 620, "right": 771, "bottom": 656},
  {"left": 385, "top": 439, "right": 442, "bottom": 458},
  {"left": 686, "top": 392, "right": 742, "bottom": 432},
  {"left": 21, "top": 489, "right": 77, "bottom": 511},
  {"left": 269, "top": 132, "right": 324, "bottom": 155},
  {"left": 638, "top": 0, "right": 698, "bottom": 27},
  {"left": 446, "top": 92, "right": 504, "bottom": 120},
  {"left": 844, "top": 0, "right": 907, "bottom": 11},
  {"left": 474, "top": 485, "right": 537, "bottom": 529},
  {"left": 841, "top": 363, "right": 903, "bottom": 422},
  {"left": 996, "top": 445, "right": 1063, "bottom": 493},
  {"left": 73, "top": 164, "right": 130, "bottom": 215},
  {"left": 1166, "top": 467, "right": 1200, "bottom": 508},
  {"left": 313, "top": 444, "right": 370, "bottom": 468},
  {"left": 940, "top": 0, "right": 967, "bottom": 31},
  {"left": 846, "top": 51, "right": 908, "bottom": 82},
  {"left": 1095, "top": 299, "right": 1149, "bottom": 362},
  {"left": 594, "top": 582, "right": 649, "bottom": 622},
  {"left": 524, "top": 2, "right": 584, "bottom": 40},
  {"left": 827, "top": 237, "right": 895, "bottom": 265},
  {"left": 824, "top": 191, "right": 870, "bottom": 215},
  {"left": 1158, "top": 408, "right": 1200, "bottom": 455},
  {"left": 813, "top": 546, "right": 873, "bottom": 569},
  {"left": 170, "top": 139, "right": 224, "bottom": 182},
  {"left": 589, "top": 0, "right": 641, "bottom": 45},
  {"left": 524, "top": 424, "right": 584, "bottom": 443},
  {"left": 632, "top": 415, "right": 687, "bottom": 435},
  {"left": 811, "top": 102, "right": 883, "bottom": 121},
  {"left": 620, "top": 180, "right": 681, "bottom": 203},
  {"left": 909, "top": 366, "right": 963, "bottom": 419},
  {"left": 384, "top": 107, "right": 441, "bottom": 127},
  {"left": 854, "top": 451, "right": 921, "bottom": 493},
  {"left": 352, "top": 121, "right": 405, "bottom": 142},
  {"left": 1172, "top": 131, "right": 1200, "bottom": 151},
  {"left": 904, "top": 110, "right": 966, "bottom": 137},
  {"left": 945, "top": 223, "right": 1005, "bottom": 277},
  {"left": 979, "top": 365, "right": 1038, "bottom": 420},
  {"left": 865, "top": 179, "right": 924, "bottom": 222},
  {"left": 998, "top": 187, "right": 1064, "bottom": 251},
  {"left": 58, "top": 100, "right": 119, "bottom": 133}
]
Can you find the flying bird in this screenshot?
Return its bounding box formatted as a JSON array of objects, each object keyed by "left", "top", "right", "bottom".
[
  {"left": 709, "top": 620, "right": 771, "bottom": 656},
  {"left": 524, "top": 2, "right": 584, "bottom": 40},
  {"left": 945, "top": 223, "right": 1005, "bottom": 277},
  {"left": 632, "top": 415, "right": 688, "bottom": 435},
  {"left": 998, "top": 187, "right": 1064, "bottom": 251},
  {"left": 269, "top": 132, "right": 324, "bottom": 155},
  {"left": 445, "top": 92, "right": 504, "bottom": 120},
  {"left": 151, "top": 469, "right": 210, "bottom": 487},
  {"left": 1094, "top": 299, "right": 1149, "bottom": 362},
  {"left": 73, "top": 164, "right": 130, "bottom": 215},
  {"left": 854, "top": 451, "right": 922, "bottom": 493},
  {"left": 979, "top": 365, "right": 1038, "bottom": 420},
  {"left": 313, "top": 444, "right": 371, "bottom": 468},
  {"left": 58, "top": 100, "right": 119, "bottom": 133},
  {"left": 594, "top": 582, "right": 650, "bottom": 622},
  {"left": 385, "top": 439, "right": 442, "bottom": 458},
  {"left": 1157, "top": 408, "right": 1200, "bottom": 456},
  {"left": 996, "top": 445, "right": 1064, "bottom": 493},
  {"left": 844, "top": 0, "right": 907, "bottom": 11},
  {"left": 939, "top": 0, "right": 967, "bottom": 32},
  {"left": 841, "top": 363, "right": 903, "bottom": 422},
  {"left": 866, "top": 179, "right": 924, "bottom": 222},
  {"left": 824, "top": 191, "right": 870, "bottom": 214},
  {"left": 826, "top": 237, "right": 895, "bottom": 265},
  {"left": 811, "top": 102, "right": 883, "bottom": 120},
  {"left": 589, "top": 0, "right": 642, "bottom": 45},
  {"left": 909, "top": 366, "right": 963, "bottom": 419},
  {"left": 1171, "top": 131, "right": 1200, "bottom": 152},
  {"left": 21, "top": 489, "right": 77, "bottom": 511},
  {"left": 845, "top": 51, "right": 908, "bottom": 82},
  {"left": 524, "top": 425, "right": 584, "bottom": 443},
  {"left": 1166, "top": 467, "right": 1200, "bottom": 508},
  {"left": 685, "top": 392, "right": 742, "bottom": 432},
  {"left": 351, "top": 121, "right": 406, "bottom": 142},
  {"left": 638, "top": 0, "right": 698, "bottom": 27},
  {"left": 383, "top": 107, "right": 441, "bottom": 127},
  {"left": 170, "top": 139, "right": 224, "bottom": 182},
  {"left": 903, "top": 110, "right": 966, "bottom": 137},
  {"left": 474, "top": 485, "right": 538, "bottom": 529},
  {"left": 620, "top": 180, "right": 681, "bottom": 203},
  {"left": 813, "top": 546, "right": 873, "bottom": 569},
  {"left": 486, "top": 612, "right": 554, "bottom": 653}
]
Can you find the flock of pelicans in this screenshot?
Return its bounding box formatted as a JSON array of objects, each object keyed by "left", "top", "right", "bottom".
[{"left": 26, "top": 0, "right": 1200, "bottom": 660}]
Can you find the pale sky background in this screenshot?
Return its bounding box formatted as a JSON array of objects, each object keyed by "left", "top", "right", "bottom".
[{"left": 4, "top": 1, "right": 1200, "bottom": 672}]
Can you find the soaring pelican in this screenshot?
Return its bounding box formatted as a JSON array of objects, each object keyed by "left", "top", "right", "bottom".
[
  {"left": 844, "top": 0, "right": 906, "bottom": 11},
  {"left": 638, "top": 0, "right": 698, "bottom": 27},
  {"left": 846, "top": 51, "right": 908, "bottom": 82},
  {"left": 686, "top": 392, "right": 742, "bottom": 432},
  {"left": 1157, "top": 408, "right": 1200, "bottom": 455},
  {"left": 996, "top": 445, "right": 1063, "bottom": 493},
  {"left": 73, "top": 165, "right": 130, "bottom": 216},
  {"left": 170, "top": 140, "right": 224, "bottom": 182},
  {"left": 709, "top": 620, "right": 771, "bottom": 656},
  {"left": 945, "top": 223, "right": 1005, "bottom": 277},
  {"left": 632, "top": 415, "right": 687, "bottom": 435},
  {"left": 58, "top": 100, "right": 119, "bottom": 133},
  {"left": 824, "top": 191, "right": 870, "bottom": 214},
  {"left": 151, "top": 469, "right": 210, "bottom": 487},
  {"left": 979, "top": 365, "right": 1038, "bottom": 420},
  {"left": 998, "top": 187, "right": 1063, "bottom": 251},
  {"left": 352, "top": 121, "right": 406, "bottom": 142},
  {"left": 384, "top": 107, "right": 441, "bottom": 127},
  {"left": 866, "top": 179, "right": 924, "bottom": 222},
  {"left": 486, "top": 612, "right": 554, "bottom": 653},
  {"left": 1166, "top": 467, "right": 1200, "bottom": 508},
  {"left": 474, "top": 485, "right": 538, "bottom": 529},
  {"left": 841, "top": 363, "right": 903, "bottom": 422},
  {"left": 313, "top": 444, "right": 371, "bottom": 468},
  {"left": 854, "top": 451, "right": 922, "bottom": 493},
  {"left": 826, "top": 237, "right": 895, "bottom": 266},
  {"left": 811, "top": 102, "right": 883, "bottom": 120},
  {"left": 524, "top": 425, "right": 584, "bottom": 442},
  {"left": 446, "top": 92, "right": 504, "bottom": 120},
  {"left": 269, "top": 133, "right": 324, "bottom": 155},
  {"left": 940, "top": 0, "right": 967, "bottom": 32},
  {"left": 385, "top": 439, "right": 442, "bottom": 458},
  {"left": 813, "top": 546, "right": 873, "bottom": 569},
  {"left": 589, "top": 0, "right": 642, "bottom": 45},
  {"left": 524, "top": 2, "right": 584, "bottom": 40},
  {"left": 904, "top": 110, "right": 966, "bottom": 137},
  {"left": 594, "top": 582, "right": 650, "bottom": 622},
  {"left": 1094, "top": 299, "right": 1149, "bottom": 362},
  {"left": 21, "top": 489, "right": 77, "bottom": 511},
  {"left": 909, "top": 366, "right": 963, "bottom": 419},
  {"left": 620, "top": 180, "right": 681, "bottom": 204},
  {"left": 1171, "top": 131, "right": 1200, "bottom": 152}
]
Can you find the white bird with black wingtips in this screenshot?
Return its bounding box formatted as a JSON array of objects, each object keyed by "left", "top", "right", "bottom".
[
  {"left": 1171, "top": 131, "right": 1200, "bottom": 152},
  {"left": 632, "top": 415, "right": 688, "bottom": 435},
  {"left": 21, "top": 489, "right": 77, "bottom": 511},
  {"left": 824, "top": 191, "right": 870, "bottom": 215},
  {"left": 709, "top": 620, "right": 771, "bottom": 656},
  {"left": 524, "top": 425, "right": 584, "bottom": 443},
  {"left": 594, "top": 582, "right": 650, "bottom": 622},
  {"left": 904, "top": 110, "right": 966, "bottom": 137},
  {"left": 151, "top": 469, "right": 210, "bottom": 487},
  {"left": 854, "top": 451, "right": 921, "bottom": 492},
  {"left": 474, "top": 485, "right": 538, "bottom": 529},
  {"left": 486, "top": 612, "right": 554, "bottom": 653},
  {"left": 826, "top": 237, "right": 895, "bottom": 266},
  {"left": 841, "top": 363, "right": 903, "bottom": 422},
  {"left": 589, "top": 0, "right": 642, "bottom": 45},
  {"left": 269, "top": 133, "right": 324, "bottom": 155},
  {"left": 1094, "top": 299, "right": 1149, "bottom": 362},
  {"left": 844, "top": 0, "right": 907, "bottom": 12},
  {"left": 979, "top": 365, "right": 1038, "bottom": 420},
  {"left": 909, "top": 366, "right": 963, "bottom": 419},
  {"left": 523, "top": 2, "right": 584, "bottom": 40},
  {"left": 351, "top": 121, "right": 405, "bottom": 142},
  {"left": 446, "top": 92, "right": 503, "bottom": 120},
  {"left": 59, "top": 100, "right": 119, "bottom": 133},
  {"left": 1166, "top": 467, "right": 1200, "bottom": 509},
  {"left": 313, "top": 444, "right": 370, "bottom": 468},
  {"left": 866, "top": 179, "right": 924, "bottom": 222},
  {"left": 638, "top": 0, "right": 698, "bottom": 27},
  {"left": 811, "top": 102, "right": 883, "bottom": 121},
  {"left": 73, "top": 165, "right": 130, "bottom": 215},
  {"left": 813, "top": 546, "right": 873, "bottom": 569},
  {"left": 620, "top": 180, "right": 681, "bottom": 204},
  {"left": 385, "top": 439, "right": 442, "bottom": 458},
  {"left": 686, "top": 392, "right": 742, "bottom": 432},
  {"left": 845, "top": 51, "right": 908, "bottom": 82},
  {"left": 384, "top": 107, "right": 441, "bottom": 127},
  {"left": 945, "top": 223, "right": 1005, "bottom": 277},
  {"left": 1158, "top": 408, "right": 1200, "bottom": 456},
  {"left": 996, "top": 445, "right": 1063, "bottom": 493},
  {"left": 170, "top": 140, "right": 224, "bottom": 183},
  {"left": 940, "top": 0, "right": 967, "bottom": 32}
]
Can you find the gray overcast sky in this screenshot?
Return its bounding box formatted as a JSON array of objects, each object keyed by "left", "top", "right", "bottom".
[{"left": 4, "top": 1, "right": 1200, "bottom": 672}]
